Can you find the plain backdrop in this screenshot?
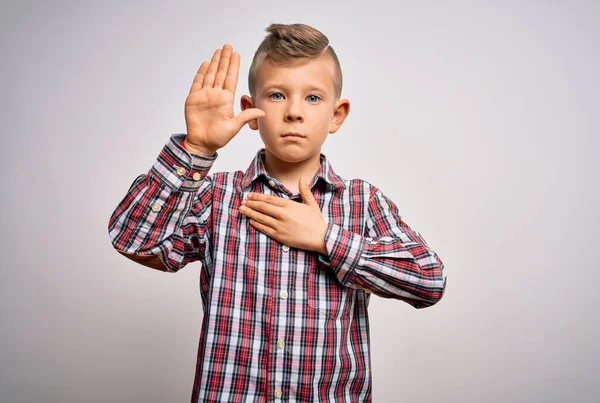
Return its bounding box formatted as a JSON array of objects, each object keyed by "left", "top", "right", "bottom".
[{"left": 1, "top": 1, "right": 598, "bottom": 402}]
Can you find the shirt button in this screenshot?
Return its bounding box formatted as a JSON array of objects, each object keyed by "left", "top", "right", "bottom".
[
  {"left": 274, "top": 389, "right": 282, "bottom": 398},
  {"left": 151, "top": 203, "right": 161, "bottom": 212},
  {"left": 277, "top": 339, "right": 285, "bottom": 350},
  {"left": 282, "top": 245, "right": 290, "bottom": 252},
  {"left": 176, "top": 167, "right": 186, "bottom": 176},
  {"left": 268, "top": 179, "right": 276, "bottom": 187},
  {"left": 192, "top": 172, "right": 201, "bottom": 181},
  {"left": 280, "top": 290, "right": 288, "bottom": 300}
]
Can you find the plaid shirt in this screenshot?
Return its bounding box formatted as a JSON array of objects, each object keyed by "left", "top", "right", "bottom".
[{"left": 108, "top": 133, "right": 446, "bottom": 402}]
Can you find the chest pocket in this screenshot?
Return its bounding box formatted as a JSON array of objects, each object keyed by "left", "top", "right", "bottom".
[{"left": 306, "top": 260, "right": 355, "bottom": 321}]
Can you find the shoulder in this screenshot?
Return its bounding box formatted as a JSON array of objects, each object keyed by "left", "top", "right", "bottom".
[
  {"left": 206, "top": 169, "right": 246, "bottom": 190},
  {"left": 344, "top": 177, "right": 380, "bottom": 197}
]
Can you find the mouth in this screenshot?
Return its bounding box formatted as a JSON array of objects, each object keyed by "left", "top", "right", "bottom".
[{"left": 281, "top": 132, "right": 305, "bottom": 138}]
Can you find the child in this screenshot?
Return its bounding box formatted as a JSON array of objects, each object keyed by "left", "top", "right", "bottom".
[{"left": 108, "top": 23, "right": 446, "bottom": 403}]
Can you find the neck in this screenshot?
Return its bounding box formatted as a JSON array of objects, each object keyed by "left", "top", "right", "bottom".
[{"left": 263, "top": 149, "right": 322, "bottom": 188}]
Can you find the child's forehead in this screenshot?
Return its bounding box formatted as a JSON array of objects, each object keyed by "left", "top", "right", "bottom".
[{"left": 256, "top": 56, "right": 335, "bottom": 91}]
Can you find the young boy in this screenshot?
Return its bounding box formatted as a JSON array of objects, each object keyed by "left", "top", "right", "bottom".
[{"left": 108, "top": 23, "right": 446, "bottom": 403}]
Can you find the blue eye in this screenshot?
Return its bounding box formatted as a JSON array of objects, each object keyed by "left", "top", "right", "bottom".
[{"left": 268, "top": 93, "right": 321, "bottom": 103}]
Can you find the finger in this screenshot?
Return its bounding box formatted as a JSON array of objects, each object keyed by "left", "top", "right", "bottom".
[
  {"left": 202, "top": 48, "right": 222, "bottom": 88},
  {"left": 223, "top": 51, "right": 240, "bottom": 94},
  {"left": 214, "top": 44, "right": 233, "bottom": 88},
  {"left": 234, "top": 108, "right": 265, "bottom": 132},
  {"left": 247, "top": 192, "right": 288, "bottom": 207},
  {"left": 189, "top": 62, "right": 209, "bottom": 95},
  {"left": 241, "top": 206, "right": 279, "bottom": 229},
  {"left": 249, "top": 219, "right": 277, "bottom": 238},
  {"left": 244, "top": 200, "right": 284, "bottom": 219},
  {"left": 299, "top": 177, "right": 318, "bottom": 206}
]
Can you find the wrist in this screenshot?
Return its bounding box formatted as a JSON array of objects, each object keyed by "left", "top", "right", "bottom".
[
  {"left": 316, "top": 222, "right": 329, "bottom": 255},
  {"left": 318, "top": 243, "right": 328, "bottom": 255},
  {"left": 183, "top": 138, "right": 216, "bottom": 156}
]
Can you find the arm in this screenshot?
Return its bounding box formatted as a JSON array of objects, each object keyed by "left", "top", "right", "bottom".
[
  {"left": 319, "top": 186, "right": 446, "bottom": 308},
  {"left": 107, "top": 133, "right": 217, "bottom": 272},
  {"left": 108, "top": 44, "right": 262, "bottom": 272}
]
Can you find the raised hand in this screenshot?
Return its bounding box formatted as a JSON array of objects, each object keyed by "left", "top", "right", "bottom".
[{"left": 184, "top": 44, "right": 265, "bottom": 156}]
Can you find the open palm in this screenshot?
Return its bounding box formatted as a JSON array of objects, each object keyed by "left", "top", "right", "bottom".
[{"left": 184, "top": 44, "right": 264, "bottom": 155}]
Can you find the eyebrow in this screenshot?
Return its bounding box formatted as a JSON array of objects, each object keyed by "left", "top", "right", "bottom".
[{"left": 261, "top": 83, "right": 329, "bottom": 93}]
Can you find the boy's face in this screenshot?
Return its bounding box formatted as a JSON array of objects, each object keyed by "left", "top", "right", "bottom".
[{"left": 241, "top": 52, "right": 350, "bottom": 163}]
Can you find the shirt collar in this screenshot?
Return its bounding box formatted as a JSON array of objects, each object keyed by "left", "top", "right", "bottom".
[{"left": 241, "top": 148, "right": 346, "bottom": 191}]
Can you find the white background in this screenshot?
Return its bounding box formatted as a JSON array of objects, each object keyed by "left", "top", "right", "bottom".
[{"left": 1, "top": 1, "right": 598, "bottom": 402}]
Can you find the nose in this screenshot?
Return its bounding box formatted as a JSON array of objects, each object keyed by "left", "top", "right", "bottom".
[
  {"left": 285, "top": 113, "right": 303, "bottom": 122},
  {"left": 285, "top": 98, "right": 304, "bottom": 122}
]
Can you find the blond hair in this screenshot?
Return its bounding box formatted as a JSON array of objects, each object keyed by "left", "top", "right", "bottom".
[{"left": 248, "top": 23, "right": 343, "bottom": 100}]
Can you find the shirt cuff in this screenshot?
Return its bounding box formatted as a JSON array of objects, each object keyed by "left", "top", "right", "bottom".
[
  {"left": 150, "top": 133, "right": 217, "bottom": 192},
  {"left": 319, "top": 223, "right": 365, "bottom": 285}
]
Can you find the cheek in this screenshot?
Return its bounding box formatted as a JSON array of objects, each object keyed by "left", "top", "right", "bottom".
[
  {"left": 263, "top": 108, "right": 287, "bottom": 129},
  {"left": 315, "top": 110, "right": 332, "bottom": 127},
  {"left": 258, "top": 115, "right": 276, "bottom": 131},
  {"left": 257, "top": 104, "right": 275, "bottom": 121}
]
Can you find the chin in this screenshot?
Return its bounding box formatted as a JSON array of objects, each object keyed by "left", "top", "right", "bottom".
[
  {"left": 274, "top": 148, "right": 309, "bottom": 162},
  {"left": 268, "top": 145, "right": 316, "bottom": 163}
]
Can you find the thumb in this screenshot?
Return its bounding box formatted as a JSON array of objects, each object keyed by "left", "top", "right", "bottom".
[
  {"left": 299, "top": 177, "right": 317, "bottom": 207},
  {"left": 234, "top": 108, "right": 265, "bottom": 131}
]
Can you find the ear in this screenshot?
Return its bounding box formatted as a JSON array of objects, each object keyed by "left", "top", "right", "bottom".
[
  {"left": 329, "top": 98, "right": 350, "bottom": 134},
  {"left": 241, "top": 95, "right": 259, "bottom": 131}
]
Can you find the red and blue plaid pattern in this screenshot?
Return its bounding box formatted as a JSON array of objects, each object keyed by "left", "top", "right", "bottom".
[{"left": 108, "top": 133, "right": 446, "bottom": 402}]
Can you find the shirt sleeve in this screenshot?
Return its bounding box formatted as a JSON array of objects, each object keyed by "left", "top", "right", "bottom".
[
  {"left": 107, "top": 133, "right": 218, "bottom": 272},
  {"left": 319, "top": 186, "right": 447, "bottom": 308}
]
